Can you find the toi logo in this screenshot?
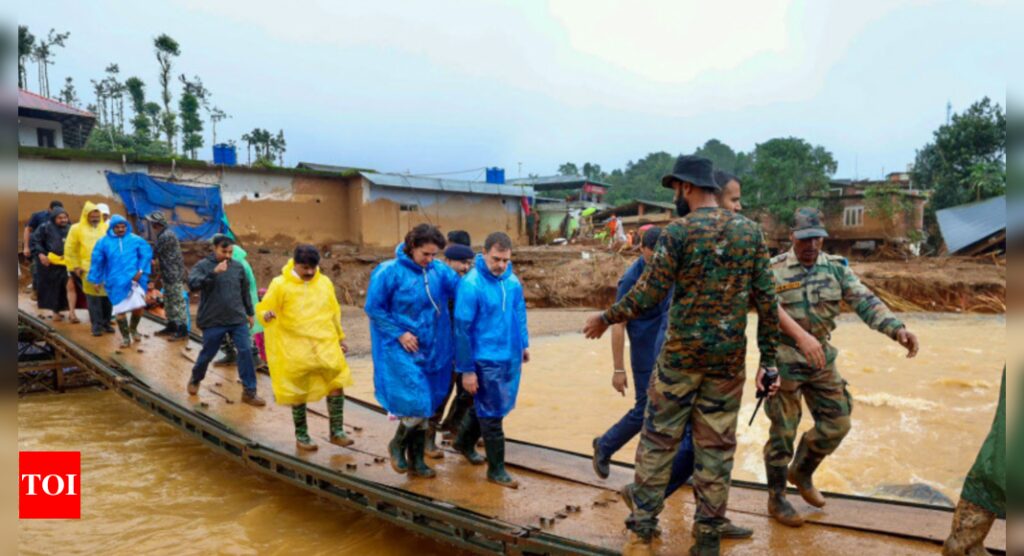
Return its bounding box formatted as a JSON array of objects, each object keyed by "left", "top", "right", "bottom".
[{"left": 19, "top": 451, "right": 81, "bottom": 519}]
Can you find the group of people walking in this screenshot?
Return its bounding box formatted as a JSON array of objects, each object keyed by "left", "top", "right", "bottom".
[{"left": 27, "top": 152, "right": 1005, "bottom": 555}]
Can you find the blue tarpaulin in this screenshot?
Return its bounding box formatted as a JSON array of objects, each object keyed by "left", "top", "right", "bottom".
[{"left": 105, "top": 171, "right": 229, "bottom": 241}]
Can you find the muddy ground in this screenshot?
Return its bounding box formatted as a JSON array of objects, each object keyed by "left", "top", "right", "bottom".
[{"left": 190, "top": 242, "right": 1005, "bottom": 313}]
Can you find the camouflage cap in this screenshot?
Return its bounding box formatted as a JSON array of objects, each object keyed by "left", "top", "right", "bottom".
[{"left": 792, "top": 207, "right": 829, "bottom": 239}]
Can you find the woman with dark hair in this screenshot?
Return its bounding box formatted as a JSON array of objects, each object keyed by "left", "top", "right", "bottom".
[
  {"left": 365, "top": 224, "right": 461, "bottom": 478},
  {"left": 258, "top": 244, "right": 354, "bottom": 450},
  {"left": 29, "top": 206, "right": 72, "bottom": 320}
]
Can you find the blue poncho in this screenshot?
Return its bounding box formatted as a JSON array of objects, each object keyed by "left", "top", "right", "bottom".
[
  {"left": 366, "top": 244, "right": 460, "bottom": 417},
  {"left": 87, "top": 215, "right": 153, "bottom": 305},
  {"left": 454, "top": 254, "right": 530, "bottom": 418}
]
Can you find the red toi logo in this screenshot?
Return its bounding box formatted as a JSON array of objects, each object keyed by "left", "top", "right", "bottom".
[{"left": 19, "top": 451, "right": 81, "bottom": 519}]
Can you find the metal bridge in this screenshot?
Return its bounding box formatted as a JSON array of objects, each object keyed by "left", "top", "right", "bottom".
[{"left": 17, "top": 295, "right": 1006, "bottom": 555}]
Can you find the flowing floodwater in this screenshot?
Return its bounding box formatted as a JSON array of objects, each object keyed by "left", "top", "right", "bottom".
[{"left": 19, "top": 313, "right": 1004, "bottom": 553}]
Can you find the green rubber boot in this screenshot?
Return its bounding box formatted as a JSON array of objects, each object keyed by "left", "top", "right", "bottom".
[
  {"left": 483, "top": 435, "right": 518, "bottom": 489},
  {"left": 388, "top": 424, "right": 411, "bottom": 474},
  {"left": 129, "top": 312, "right": 142, "bottom": 342},
  {"left": 116, "top": 318, "right": 132, "bottom": 348},
  {"left": 292, "top": 404, "right": 317, "bottom": 451},
  {"left": 326, "top": 395, "right": 353, "bottom": 447}
]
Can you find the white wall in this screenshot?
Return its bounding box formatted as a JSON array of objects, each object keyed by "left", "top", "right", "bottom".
[
  {"left": 18, "top": 117, "right": 64, "bottom": 148},
  {"left": 18, "top": 157, "right": 147, "bottom": 196},
  {"left": 154, "top": 166, "right": 296, "bottom": 204}
]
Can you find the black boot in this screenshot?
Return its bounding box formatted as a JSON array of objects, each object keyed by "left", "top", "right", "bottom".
[
  {"left": 453, "top": 410, "right": 485, "bottom": 465},
  {"left": 167, "top": 322, "right": 189, "bottom": 342},
  {"left": 388, "top": 424, "right": 411, "bottom": 474},
  {"left": 116, "top": 318, "right": 132, "bottom": 348},
  {"left": 154, "top": 322, "right": 176, "bottom": 336},
  {"left": 789, "top": 438, "right": 827, "bottom": 508},
  {"left": 425, "top": 423, "right": 444, "bottom": 459},
  {"left": 213, "top": 352, "right": 237, "bottom": 367},
  {"left": 689, "top": 523, "right": 720, "bottom": 556},
  {"left": 483, "top": 435, "right": 518, "bottom": 488},
  {"left": 767, "top": 464, "right": 804, "bottom": 527},
  {"left": 407, "top": 428, "right": 436, "bottom": 478}
]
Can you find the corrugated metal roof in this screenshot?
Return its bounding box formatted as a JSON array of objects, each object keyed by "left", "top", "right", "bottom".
[
  {"left": 935, "top": 195, "right": 1006, "bottom": 254},
  {"left": 18, "top": 88, "right": 95, "bottom": 118},
  {"left": 360, "top": 172, "right": 533, "bottom": 198},
  {"left": 296, "top": 161, "right": 374, "bottom": 173},
  {"left": 506, "top": 174, "right": 613, "bottom": 190}
]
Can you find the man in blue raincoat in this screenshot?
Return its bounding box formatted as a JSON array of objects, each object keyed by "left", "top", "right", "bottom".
[
  {"left": 454, "top": 232, "right": 530, "bottom": 488},
  {"left": 87, "top": 215, "right": 153, "bottom": 348},
  {"left": 366, "top": 224, "right": 460, "bottom": 478}
]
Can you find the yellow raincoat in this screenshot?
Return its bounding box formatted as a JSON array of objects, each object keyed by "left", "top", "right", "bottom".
[
  {"left": 63, "top": 201, "right": 109, "bottom": 296},
  {"left": 257, "top": 259, "right": 353, "bottom": 405}
]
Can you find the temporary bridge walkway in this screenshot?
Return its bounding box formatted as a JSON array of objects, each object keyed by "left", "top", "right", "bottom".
[{"left": 18, "top": 293, "right": 1006, "bottom": 555}]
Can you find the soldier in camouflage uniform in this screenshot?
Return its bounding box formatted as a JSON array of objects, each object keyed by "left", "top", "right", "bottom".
[
  {"left": 146, "top": 211, "right": 189, "bottom": 341},
  {"left": 584, "top": 155, "right": 780, "bottom": 556},
  {"left": 763, "top": 207, "right": 919, "bottom": 526}
]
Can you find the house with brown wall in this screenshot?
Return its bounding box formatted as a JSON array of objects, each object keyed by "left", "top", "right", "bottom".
[{"left": 17, "top": 148, "right": 532, "bottom": 249}]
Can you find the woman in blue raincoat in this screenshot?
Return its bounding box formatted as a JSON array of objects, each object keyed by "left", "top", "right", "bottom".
[
  {"left": 366, "top": 224, "right": 459, "bottom": 478},
  {"left": 87, "top": 215, "right": 153, "bottom": 348},
  {"left": 454, "top": 232, "right": 529, "bottom": 488}
]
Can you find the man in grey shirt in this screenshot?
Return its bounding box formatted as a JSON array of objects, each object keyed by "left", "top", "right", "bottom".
[{"left": 186, "top": 234, "right": 265, "bottom": 406}]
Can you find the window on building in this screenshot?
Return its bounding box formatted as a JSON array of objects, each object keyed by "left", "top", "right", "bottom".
[
  {"left": 37, "top": 128, "right": 56, "bottom": 148},
  {"left": 843, "top": 206, "right": 864, "bottom": 227},
  {"left": 399, "top": 204, "right": 418, "bottom": 212}
]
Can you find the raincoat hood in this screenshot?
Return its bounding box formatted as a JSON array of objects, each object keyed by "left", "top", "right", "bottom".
[
  {"left": 473, "top": 253, "right": 512, "bottom": 282},
  {"left": 78, "top": 201, "right": 104, "bottom": 229},
  {"left": 279, "top": 258, "right": 322, "bottom": 285},
  {"left": 106, "top": 214, "right": 134, "bottom": 237},
  {"left": 50, "top": 206, "right": 69, "bottom": 228}
]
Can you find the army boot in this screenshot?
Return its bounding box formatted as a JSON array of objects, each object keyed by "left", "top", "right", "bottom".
[
  {"left": 689, "top": 523, "right": 721, "bottom": 556},
  {"left": 622, "top": 531, "right": 655, "bottom": 556},
  {"left": 789, "top": 439, "right": 827, "bottom": 508},
  {"left": 768, "top": 464, "right": 805, "bottom": 527},
  {"left": 154, "top": 322, "right": 176, "bottom": 336},
  {"left": 942, "top": 498, "right": 996, "bottom": 556}
]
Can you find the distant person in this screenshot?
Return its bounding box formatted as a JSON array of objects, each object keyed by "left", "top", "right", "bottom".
[
  {"left": 258, "top": 245, "right": 354, "bottom": 451},
  {"left": 583, "top": 155, "right": 780, "bottom": 555},
  {"left": 454, "top": 232, "right": 530, "bottom": 488},
  {"left": 146, "top": 212, "right": 189, "bottom": 342},
  {"left": 64, "top": 201, "right": 113, "bottom": 336},
  {"left": 186, "top": 234, "right": 265, "bottom": 407},
  {"left": 96, "top": 203, "right": 111, "bottom": 223},
  {"left": 87, "top": 215, "right": 153, "bottom": 348},
  {"left": 713, "top": 171, "right": 743, "bottom": 213},
  {"left": 24, "top": 200, "right": 64, "bottom": 301},
  {"left": 29, "top": 206, "right": 71, "bottom": 320},
  {"left": 764, "top": 207, "right": 919, "bottom": 527},
  {"left": 366, "top": 224, "right": 460, "bottom": 478},
  {"left": 943, "top": 368, "right": 1005, "bottom": 556},
  {"left": 427, "top": 230, "right": 475, "bottom": 459}
]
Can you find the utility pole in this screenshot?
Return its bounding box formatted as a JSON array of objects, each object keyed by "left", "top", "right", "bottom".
[
  {"left": 518, "top": 162, "right": 522, "bottom": 178},
  {"left": 946, "top": 101, "right": 952, "bottom": 125}
]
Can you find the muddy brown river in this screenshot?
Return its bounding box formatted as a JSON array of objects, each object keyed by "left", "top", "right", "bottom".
[{"left": 19, "top": 313, "right": 1005, "bottom": 554}]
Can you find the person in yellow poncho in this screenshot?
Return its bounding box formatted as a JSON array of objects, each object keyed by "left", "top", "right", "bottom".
[
  {"left": 64, "top": 201, "right": 113, "bottom": 336},
  {"left": 257, "top": 244, "right": 354, "bottom": 451}
]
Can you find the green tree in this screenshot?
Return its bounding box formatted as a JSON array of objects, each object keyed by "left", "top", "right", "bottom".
[
  {"left": 743, "top": 137, "right": 837, "bottom": 224},
  {"left": 912, "top": 97, "right": 1006, "bottom": 211},
  {"left": 125, "top": 77, "right": 151, "bottom": 137},
  {"left": 178, "top": 75, "right": 208, "bottom": 159},
  {"left": 57, "top": 77, "right": 79, "bottom": 107},
  {"left": 18, "top": 26, "right": 35, "bottom": 90},
  {"left": 144, "top": 102, "right": 162, "bottom": 140},
  {"left": 32, "top": 29, "right": 70, "bottom": 97},
  {"left": 154, "top": 34, "right": 181, "bottom": 152},
  {"left": 581, "top": 162, "right": 604, "bottom": 180},
  {"left": 604, "top": 151, "right": 677, "bottom": 204},
  {"left": 694, "top": 139, "right": 738, "bottom": 173},
  {"left": 558, "top": 162, "right": 579, "bottom": 176}
]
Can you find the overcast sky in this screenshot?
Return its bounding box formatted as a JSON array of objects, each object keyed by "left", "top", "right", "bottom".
[{"left": 19, "top": 0, "right": 1016, "bottom": 180}]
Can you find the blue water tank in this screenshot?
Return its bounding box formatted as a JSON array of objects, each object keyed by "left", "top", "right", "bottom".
[
  {"left": 486, "top": 167, "right": 505, "bottom": 184},
  {"left": 213, "top": 143, "right": 237, "bottom": 166}
]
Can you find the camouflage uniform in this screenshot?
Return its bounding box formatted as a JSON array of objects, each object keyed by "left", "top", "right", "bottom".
[
  {"left": 154, "top": 227, "right": 188, "bottom": 325},
  {"left": 763, "top": 211, "right": 904, "bottom": 470},
  {"left": 604, "top": 207, "right": 779, "bottom": 536}
]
